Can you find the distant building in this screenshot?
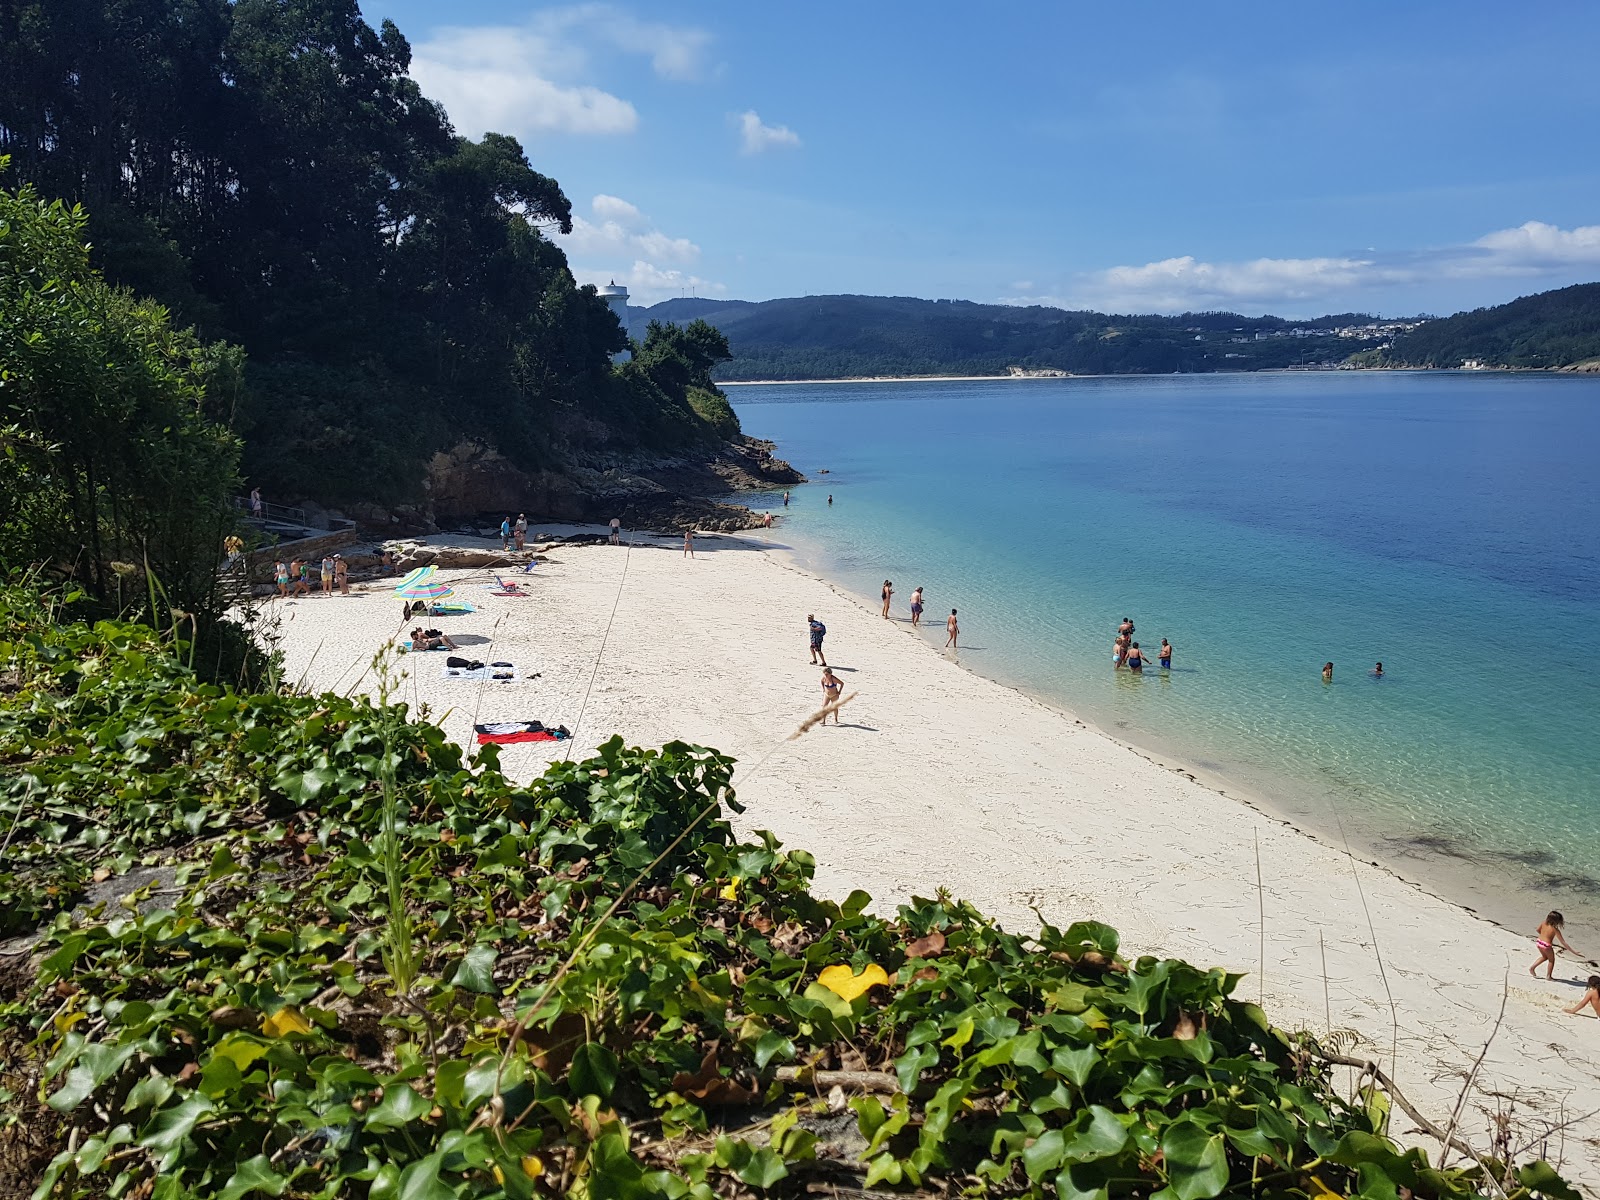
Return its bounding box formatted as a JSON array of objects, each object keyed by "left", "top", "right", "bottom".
[{"left": 597, "top": 281, "right": 631, "bottom": 362}]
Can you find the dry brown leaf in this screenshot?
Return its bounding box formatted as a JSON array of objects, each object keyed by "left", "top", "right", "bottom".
[
  {"left": 911, "top": 966, "right": 939, "bottom": 983},
  {"left": 670, "top": 1043, "right": 758, "bottom": 1105},
  {"left": 904, "top": 929, "right": 946, "bottom": 960},
  {"left": 522, "top": 1011, "right": 586, "bottom": 1074}
]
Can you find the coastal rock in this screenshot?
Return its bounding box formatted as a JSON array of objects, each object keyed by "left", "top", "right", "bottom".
[
  {"left": 426, "top": 442, "right": 534, "bottom": 521},
  {"left": 385, "top": 541, "right": 530, "bottom": 571}
]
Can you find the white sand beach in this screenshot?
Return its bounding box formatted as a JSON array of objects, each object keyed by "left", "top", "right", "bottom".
[{"left": 267, "top": 527, "right": 1600, "bottom": 1181}]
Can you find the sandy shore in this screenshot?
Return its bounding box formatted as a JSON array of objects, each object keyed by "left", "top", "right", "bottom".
[{"left": 266, "top": 526, "right": 1600, "bottom": 1180}]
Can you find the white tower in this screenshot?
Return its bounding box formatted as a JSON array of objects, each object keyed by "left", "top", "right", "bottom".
[{"left": 597, "top": 281, "right": 631, "bottom": 362}]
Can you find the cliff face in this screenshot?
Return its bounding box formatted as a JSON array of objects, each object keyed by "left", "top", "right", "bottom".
[{"left": 403, "top": 436, "right": 803, "bottom": 533}]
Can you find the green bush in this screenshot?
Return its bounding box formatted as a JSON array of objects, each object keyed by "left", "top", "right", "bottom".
[{"left": 687, "top": 387, "right": 742, "bottom": 439}]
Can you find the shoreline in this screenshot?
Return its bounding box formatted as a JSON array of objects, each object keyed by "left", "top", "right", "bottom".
[{"left": 263, "top": 525, "right": 1600, "bottom": 1180}]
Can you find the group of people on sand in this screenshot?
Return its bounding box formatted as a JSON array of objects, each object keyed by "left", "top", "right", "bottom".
[
  {"left": 879, "top": 581, "right": 959, "bottom": 648},
  {"left": 1112, "top": 616, "right": 1171, "bottom": 673},
  {"left": 1529, "top": 911, "right": 1600, "bottom": 1020},
  {"left": 274, "top": 554, "right": 350, "bottom": 598},
  {"left": 499, "top": 514, "right": 529, "bottom": 551}
]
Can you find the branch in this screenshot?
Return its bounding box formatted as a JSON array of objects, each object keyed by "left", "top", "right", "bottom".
[
  {"left": 1315, "top": 1051, "right": 1483, "bottom": 1163},
  {"left": 774, "top": 1066, "right": 899, "bottom": 1093}
]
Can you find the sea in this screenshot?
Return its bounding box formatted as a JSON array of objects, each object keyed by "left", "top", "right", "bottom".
[{"left": 730, "top": 371, "right": 1600, "bottom": 931}]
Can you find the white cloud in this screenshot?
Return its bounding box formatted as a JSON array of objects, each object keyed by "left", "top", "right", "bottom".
[
  {"left": 737, "top": 110, "right": 801, "bottom": 155},
  {"left": 410, "top": 7, "right": 712, "bottom": 142},
  {"left": 1009, "top": 220, "right": 1600, "bottom": 314},
  {"left": 557, "top": 196, "right": 723, "bottom": 304},
  {"left": 558, "top": 194, "right": 701, "bottom": 266}
]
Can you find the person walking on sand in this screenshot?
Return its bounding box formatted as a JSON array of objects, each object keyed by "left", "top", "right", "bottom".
[
  {"left": 820, "top": 666, "right": 844, "bottom": 723},
  {"left": 1566, "top": 976, "right": 1600, "bottom": 1017},
  {"left": 292, "top": 558, "right": 310, "bottom": 597},
  {"left": 320, "top": 555, "right": 334, "bottom": 596},
  {"left": 1159, "top": 638, "right": 1173, "bottom": 670},
  {"left": 910, "top": 586, "right": 924, "bottom": 627},
  {"left": 946, "top": 609, "right": 960, "bottom": 649},
  {"left": 609, "top": 516, "right": 621, "bottom": 545},
  {"left": 881, "top": 580, "right": 894, "bottom": 619},
  {"left": 1323, "top": 662, "right": 1334, "bottom": 682},
  {"left": 274, "top": 559, "right": 289, "bottom": 599},
  {"left": 683, "top": 528, "right": 695, "bottom": 558},
  {"left": 499, "top": 516, "right": 511, "bottom": 550},
  {"left": 1531, "top": 911, "right": 1582, "bottom": 979},
  {"left": 334, "top": 554, "right": 349, "bottom": 596},
  {"left": 808, "top": 614, "right": 828, "bottom": 665},
  {"left": 514, "top": 513, "right": 527, "bottom": 551}
]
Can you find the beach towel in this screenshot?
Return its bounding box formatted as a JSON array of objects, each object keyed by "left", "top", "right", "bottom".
[
  {"left": 429, "top": 601, "right": 476, "bottom": 616},
  {"left": 475, "top": 721, "right": 571, "bottom": 745},
  {"left": 442, "top": 659, "right": 517, "bottom": 681},
  {"left": 484, "top": 588, "right": 529, "bottom": 597},
  {"left": 402, "top": 640, "right": 450, "bottom": 652}
]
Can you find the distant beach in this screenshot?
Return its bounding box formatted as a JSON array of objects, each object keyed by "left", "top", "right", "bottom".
[{"left": 268, "top": 523, "right": 1600, "bottom": 1181}]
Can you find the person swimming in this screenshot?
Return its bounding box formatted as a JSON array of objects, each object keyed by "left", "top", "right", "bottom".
[
  {"left": 1372, "top": 661, "right": 1384, "bottom": 677},
  {"left": 1323, "top": 662, "right": 1334, "bottom": 682}
]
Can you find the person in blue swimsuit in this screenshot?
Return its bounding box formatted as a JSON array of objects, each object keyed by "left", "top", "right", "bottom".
[
  {"left": 1126, "top": 642, "right": 1146, "bottom": 671},
  {"left": 1159, "top": 638, "right": 1172, "bottom": 669}
]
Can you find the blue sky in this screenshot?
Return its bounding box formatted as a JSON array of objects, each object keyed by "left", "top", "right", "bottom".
[{"left": 363, "top": 0, "right": 1600, "bottom": 316}]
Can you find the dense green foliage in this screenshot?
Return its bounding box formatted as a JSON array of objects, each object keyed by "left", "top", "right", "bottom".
[
  {"left": 630, "top": 297, "right": 1389, "bottom": 380},
  {"left": 0, "top": 172, "right": 241, "bottom": 611},
  {"left": 0, "top": 0, "right": 737, "bottom": 506},
  {"left": 0, "top": 586, "right": 1578, "bottom": 1199},
  {"left": 1378, "top": 283, "right": 1600, "bottom": 369}
]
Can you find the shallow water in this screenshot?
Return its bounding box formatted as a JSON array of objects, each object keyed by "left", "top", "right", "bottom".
[{"left": 732, "top": 371, "right": 1600, "bottom": 927}]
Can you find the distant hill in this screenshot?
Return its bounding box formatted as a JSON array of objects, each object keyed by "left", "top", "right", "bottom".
[
  {"left": 1376, "top": 283, "right": 1600, "bottom": 370},
  {"left": 627, "top": 294, "right": 1397, "bottom": 380}
]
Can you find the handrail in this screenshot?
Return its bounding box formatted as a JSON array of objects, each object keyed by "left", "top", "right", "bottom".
[{"left": 234, "top": 495, "right": 308, "bottom": 527}]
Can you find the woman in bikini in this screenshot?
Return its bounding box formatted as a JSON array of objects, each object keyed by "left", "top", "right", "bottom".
[
  {"left": 881, "top": 580, "right": 893, "bottom": 619},
  {"left": 820, "top": 666, "right": 844, "bottom": 724},
  {"left": 1531, "top": 911, "right": 1581, "bottom": 979},
  {"left": 1113, "top": 633, "right": 1129, "bottom": 668}
]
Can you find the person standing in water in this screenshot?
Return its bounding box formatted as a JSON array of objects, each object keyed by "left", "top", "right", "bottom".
[
  {"left": 820, "top": 666, "right": 843, "bottom": 723},
  {"left": 909, "top": 586, "right": 924, "bottom": 627},
  {"left": 1372, "top": 662, "right": 1384, "bottom": 678},
  {"left": 881, "top": 580, "right": 894, "bottom": 619},
  {"left": 1126, "top": 641, "right": 1146, "bottom": 671},
  {"left": 783, "top": 491, "right": 790, "bottom": 507},
  {"left": 683, "top": 528, "right": 695, "bottom": 558},
  {"left": 1112, "top": 632, "right": 1128, "bottom": 668},
  {"left": 1531, "top": 911, "right": 1581, "bottom": 979},
  {"left": 945, "top": 609, "right": 959, "bottom": 648},
  {"left": 1159, "top": 638, "right": 1173, "bottom": 670},
  {"left": 828, "top": 494, "right": 833, "bottom": 506},
  {"left": 1118, "top": 617, "right": 1135, "bottom": 640},
  {"left": 808, "top": 614, "right": 828, "bottom": 666},
  {"left": 1323, "top": 662, "right": 1334, "bottom": 682}
]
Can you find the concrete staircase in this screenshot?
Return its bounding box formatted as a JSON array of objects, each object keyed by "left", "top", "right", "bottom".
[{"left": 215, "top": 558, "right": 255, "bottom": 608}]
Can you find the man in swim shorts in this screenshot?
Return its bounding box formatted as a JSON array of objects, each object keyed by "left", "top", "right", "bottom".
[
  {"left": 1159, "top": 638, "right": 1172, "bottom": 669},
  {"left": 807, "top": 614, "right": 827, "bottom": 665},
  {"left": 910, "top": 587, "right": 924, "bottom": 627}
]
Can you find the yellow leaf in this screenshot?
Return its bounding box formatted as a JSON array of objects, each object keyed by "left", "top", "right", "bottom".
[
  {"left": 521, "top": 1154, "right": 544, "bottom": 1179},
  {"left": 720, "top": 877, "right": 740, "bottom": 902},
  {"left": 1308, "top": 1177, "right": 1344, "bottom": 1200},
  {"left": 493, "top": 1166, "right": 505, "bottom": 1185},
  {"left": 260, "top": 1006, "right": 313, "bottom": 1038},
  {"left": 54, "top": 1010, "right": 86, "bottom": 1036},
  {"left": 817, "top": 963, "right": 890, "bottom": 1002}
]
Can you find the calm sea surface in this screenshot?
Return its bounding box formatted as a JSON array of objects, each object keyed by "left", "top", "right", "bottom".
[{"left": 731, "top": 372, "right": 1600, "bottom": 927}]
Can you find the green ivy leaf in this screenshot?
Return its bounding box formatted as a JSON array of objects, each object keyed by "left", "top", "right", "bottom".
[
  {"left": 570, "top": 1043, "right": 619, "bottom": 1100},
  {"left": 365, "top": 1083, "right": 431, "bottom": 1129},
  {"left": 1160, "top": 1120, "right": 1229, "bottom": 1200},
  {"left": 452, "top": 943, "right": 498, "bottom": 994},
  {"left": 137, "top": 1094, "right": 216, "bottom": 1153},
  {"left": 218, "top": 1154, "right": 288, "bottom": 1200},
  {"left": 736, "top": 1145, "right": 789, "bottom": 1189},
  {"left": 48, "top": 1041, "right": 140, "bottom": 1112},
  {"left": 1062, "top": 1106, "right": 1129, "bottom": 1163},
  {"left": 753, "top": 1029, "right": 794, "bottom": 1071},
  {"left": 394, "top": 1151, "right": 454, "bottom": 1200}
]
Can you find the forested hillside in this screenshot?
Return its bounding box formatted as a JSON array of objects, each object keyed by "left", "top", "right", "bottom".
[
  {"left": 1376, "top": 283, "right": 1600, "bottom": 369},
  {"left": 0, "top": 0, "right": 747, "bottom": 509},
  {"left": 628, "top": 295, "right": 1395, "bottom": 380}
]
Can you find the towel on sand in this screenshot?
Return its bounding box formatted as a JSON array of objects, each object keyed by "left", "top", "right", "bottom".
[
  {"left": 475, "top": 721, "right": 571, "bottom": 745},
  {"left": 430, "top": 601, "right": 476, "bottom": 615},
  {"left": 442, "top": 659, "right": 517, "bottom": 681}
]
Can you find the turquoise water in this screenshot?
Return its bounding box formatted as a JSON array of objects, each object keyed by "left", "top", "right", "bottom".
[{"left": 732, "top": 372, "right": 1600, "bottom": 925}]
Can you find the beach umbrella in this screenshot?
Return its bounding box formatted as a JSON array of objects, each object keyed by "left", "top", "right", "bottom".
[{"left": 395, "top": 566, "right": 454, "bottom": 601}]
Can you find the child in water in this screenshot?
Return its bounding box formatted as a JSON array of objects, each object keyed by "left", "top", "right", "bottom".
[{"left": 1530, "top": 911, "right": 1582, "bottom": 979}]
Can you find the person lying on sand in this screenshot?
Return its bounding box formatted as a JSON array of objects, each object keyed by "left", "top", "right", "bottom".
[
  {"left": 410, "top": 627, "right": 458, "bottom": 651},
  {"left": 1566, "top": 976, "right": 1600, "bottom": 1018},
  {"left": 1531, "top": 910, "right": 1582, "bottom": 979}
]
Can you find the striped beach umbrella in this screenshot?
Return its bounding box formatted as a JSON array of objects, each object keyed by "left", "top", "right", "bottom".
[{"left": 394, "top": 566, "right": 454, "bottom": 601}]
